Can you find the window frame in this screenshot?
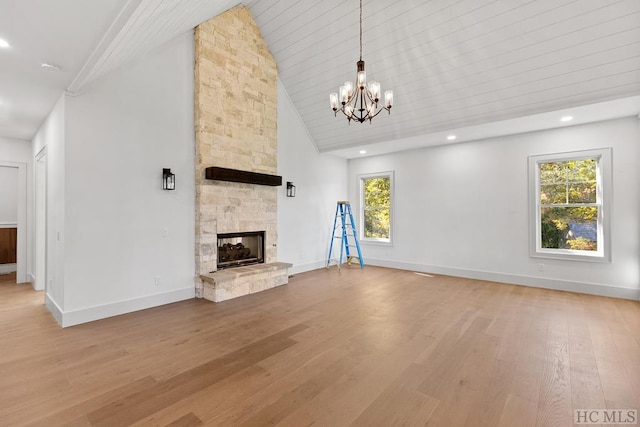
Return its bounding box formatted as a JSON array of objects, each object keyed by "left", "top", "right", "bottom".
[
  {"left": 528, "top": 148, "right": 611, "bottom": 262},
  {"left": 358, "top": 171, "right": 394, "bottom": 245}
]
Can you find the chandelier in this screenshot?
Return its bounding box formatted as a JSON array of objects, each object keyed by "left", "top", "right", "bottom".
[{"left": 329, "top": 0, "right": 393, "bottom": 123}]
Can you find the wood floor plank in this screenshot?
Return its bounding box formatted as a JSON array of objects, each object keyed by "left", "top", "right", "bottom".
[
  {"left": 350, "top": 385, "right": 439, "bottom": 426},
  {"left": 509, "top": 299, "right": 549, "bottom": 405},
  {"left": 85, "top": 325, "right": 306, "bottom": 426},
  {"left": 165, "top": 412, "right": 204, "bottom": 427},
  {"left": 568, "top": 316, "right": 607, "bottom": 416},
  {"left": 202, "top": 342, "right": 360, "bottom": 425},
  {"left": 463, "top": 358, "right": 516, "bottom": 427},
  {"left": 0, "top": 268, "right": 638, "bottom": 426},
  {"left": 535, "top": 310, "right": 573, "bottom": 427},
  {"left": 589, "top": 317, "right": 640, "bottom": 410},
  {"left": 498, "top": 394, "right": 537, "bottom": 427},
  {"left": 276, "top": 330, "right": 436, "bottom": 426},
  {"left": 417, "top": 316, "right": 493, "bottom": 399}
]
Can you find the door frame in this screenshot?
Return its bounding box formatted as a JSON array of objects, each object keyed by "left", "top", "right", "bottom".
[{"left": 34, "top": 147, "right": 47, "bottom": 292}]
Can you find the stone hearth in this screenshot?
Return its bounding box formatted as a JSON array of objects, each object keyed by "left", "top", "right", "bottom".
[{"left": 200, "top": 262, "right": 292, "bottom": 302}]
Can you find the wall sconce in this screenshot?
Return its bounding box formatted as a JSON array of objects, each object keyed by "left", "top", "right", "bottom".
[
  {"left": 163, "top": 168, "right": 175, "bottom": 190},
  {"left": 286, "top": 181, "right": 296, "bottom": 197}
]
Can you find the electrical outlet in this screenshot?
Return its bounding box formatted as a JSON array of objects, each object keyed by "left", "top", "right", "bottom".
[
  {"left": 162, "top": 228, "right": 169, "bottom": 237},
  {"left": 155, "top": 276, "right": 161, "bottom": 286},
  {"left": 537, "top": 263, "right": 545, "bottom": 272}
]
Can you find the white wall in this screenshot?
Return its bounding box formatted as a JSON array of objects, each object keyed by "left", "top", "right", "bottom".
[
  {"left": 348, "top": 117, "right": 640, "bottom": 300},
  {"left": 0, "top": 137, "right": 32, "bottom": 162},
  {"left": 0, "top": 136, "right": 32, "bottom": 281},
  {"left": 60, "top": 32, "right": 196, "bottom": 325},
  {"left": 277, "top": 81, "right": 348, "bottom": 274}
]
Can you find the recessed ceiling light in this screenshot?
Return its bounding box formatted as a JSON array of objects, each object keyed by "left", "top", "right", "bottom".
[
  {"left": 447, "top": 135, "right": 456, "bottom": 141},
  {"left": 359, "top": 150, "right": 367, "bottom": 154},
  {"left": 0, "top": 39, "right": 10, "bottom": 48},
  {"left": 41, "top": 63, "right": 60, "bottom": 71},
  {"left": 560, "top": 116, "right": 573, "bottom": 122}
]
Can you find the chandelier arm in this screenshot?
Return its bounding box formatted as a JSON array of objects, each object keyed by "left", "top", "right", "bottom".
[
  {"left": 367, "top": 106, "right": 387, "bottom": 120},
  {"left": 362, "top": 87, "right": 378, "bottom": 105},
  {"left": 338, "top": 107, "right": 354, "bottom": 123},
  {"left": 344, "top": 84, "right": 384, "bottom": 122}
]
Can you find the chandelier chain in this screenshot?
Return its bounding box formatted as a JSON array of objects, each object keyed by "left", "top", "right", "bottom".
[{"left": 359, "top": 0, "right": 363, "bottom": 60}]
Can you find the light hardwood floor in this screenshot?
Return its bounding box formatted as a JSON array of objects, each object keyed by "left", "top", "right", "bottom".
[{"left": 0, "top": 267, "right": 638, "bottom": 426}]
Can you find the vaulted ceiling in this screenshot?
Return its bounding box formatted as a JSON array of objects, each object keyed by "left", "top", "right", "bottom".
[
  {"left": 247, "top": 0, "right": 640, "bottom": 154},
  {"left": 1, "top": 0, "right": 639, "bottom": 156}
]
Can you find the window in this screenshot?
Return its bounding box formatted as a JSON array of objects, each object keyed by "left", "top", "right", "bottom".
[
  {"left": 359, "top": 172, "right": 393, "bottom": 244},
  {"left": 529, "top": 148, "right": 611, "bottom": 262}
]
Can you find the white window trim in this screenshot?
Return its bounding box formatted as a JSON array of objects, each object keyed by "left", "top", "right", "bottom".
[
  {"left": 358, "top": 171, "right": 394, "bottom": 246},
  {"left": 528, "top": 148, "right": 611, "bottom": 262}
]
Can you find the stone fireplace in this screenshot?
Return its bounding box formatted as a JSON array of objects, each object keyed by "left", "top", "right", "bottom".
[{"left": 193, "top": 6, "right": 291, "bottom": 302}]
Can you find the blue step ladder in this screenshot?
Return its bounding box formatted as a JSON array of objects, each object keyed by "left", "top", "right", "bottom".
[{"left": 327, "top": 201, "right": 364, "bottom": 269}]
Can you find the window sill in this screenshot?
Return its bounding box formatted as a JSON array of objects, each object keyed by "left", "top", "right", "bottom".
[
  {"left": 361, "top": 238, "right": 392, "bottom": 246},
  {"left": 531, "top": 249, "right": 609, "bottom": 263}
]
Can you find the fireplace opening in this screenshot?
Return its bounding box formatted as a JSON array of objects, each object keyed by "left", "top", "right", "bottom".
[{"left": 217, "top": 231, "right": 265, "bottom": 270}]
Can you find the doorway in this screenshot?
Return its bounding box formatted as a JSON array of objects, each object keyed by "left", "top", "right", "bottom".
[
  {"left": 0, "top": 161, "right": 27, "bottom": 284},
  {"left": 0, "top": 165, "right": 18, "bottom": 276}
]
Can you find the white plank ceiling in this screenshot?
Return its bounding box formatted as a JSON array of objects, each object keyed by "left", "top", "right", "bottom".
[
  {"left": 68, "top": 0, "right": 242, "bottom": 93},
  {"left": 245, "top": 0, "right": 640, "bottom": 153},
  {"left": 1, "top": 0, "right": 639, "bottom": 152}
]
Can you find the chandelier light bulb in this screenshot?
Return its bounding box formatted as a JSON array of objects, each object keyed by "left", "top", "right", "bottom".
[
  {"left": 384, "top": 90, "right": 393, "bottom": 108},
  {"left": 339, "top": 86, "right": 348, "bottom": 104},
  {"left": 357, "top": 70, "right": 366, "bottom": 88},
  {"left": 330, "top": 93, "right": 339, "bottom": 111},
  {"left": 344, "top": 81, "right": 353, "bottom": 97},
  {"left": 369, "top": 82, "right": 380, "bottom": 102}
]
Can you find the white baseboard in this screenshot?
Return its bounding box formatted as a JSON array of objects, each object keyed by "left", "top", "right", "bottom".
[
  {"left": 55, "top": 287, "right": 195, "bottom": 328},
  {"left": 29, "top": 272, "right": 44, "bottom": 291},
  {"left": 288, "top": 260, "right": 327, "bottom": 276},
  {"left": 366, "top": 258, "right": 640, "bottom": 301},
  {"left": 0, "top": 263, "right": 17, "bottom": 274},
  {"left": 45, "top": 293, "right": 64, "bottom": 325}
]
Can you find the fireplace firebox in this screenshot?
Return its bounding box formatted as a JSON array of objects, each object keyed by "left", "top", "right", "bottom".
[{"left": 217, "top": 231, "right": 265, "bottom": 270}]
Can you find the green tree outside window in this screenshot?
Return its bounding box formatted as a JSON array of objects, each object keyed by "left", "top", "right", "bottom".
[
  {"left": 362, "top": 176, "right": 391, "bottom": 239},
  {"left": 539, "top": 159, "right": 598, "bottom": 251}
]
